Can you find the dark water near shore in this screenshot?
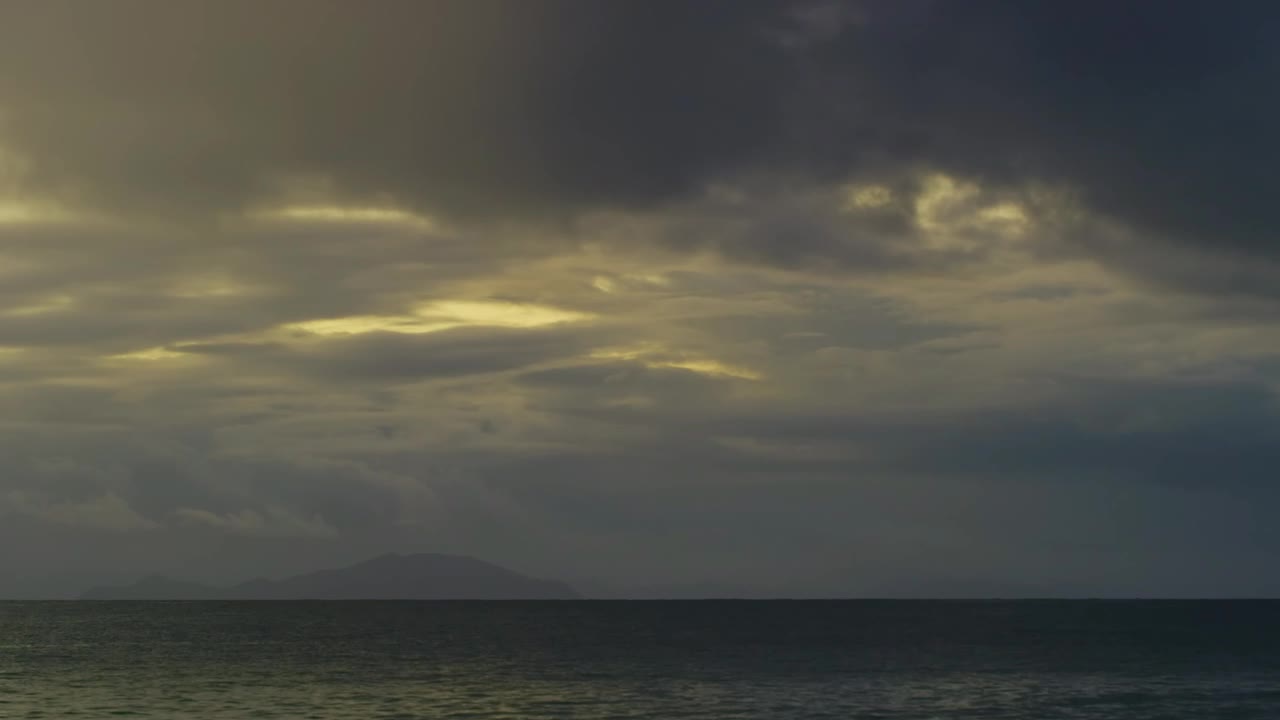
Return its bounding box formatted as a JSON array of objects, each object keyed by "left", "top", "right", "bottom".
[{"left": 3, "top": 600, "right": 1280, "bottom": 718}]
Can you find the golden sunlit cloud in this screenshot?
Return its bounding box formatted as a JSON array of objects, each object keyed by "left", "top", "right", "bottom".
[
  {"left": 5, "top": 295, "right": 74, "bottom": 317},
  {"left": 591, "top": 273, "right": 670, "bottom": 294},
  {"left": 842, "top": 184, "right": 894, "bottom": 211},
  {"left": 914, "top": 173, "right": 1034, "bottom": 249},
  {"left": 418, "top": 300, "right": 591, "bottom": 328},
  {"left": 659, "top": 359, "right": 762, "bottom": 380},
  {"left": 285, "top": 316, "right": 455, "bottom": 336},
  {"left": 0, "top": 141, "right": 76, "bottom": 224},
  {"left": 285, "top": 300, "right": 593, "bottom": 337},
  {"left": 252, "top": 205, "right": 439, "bottom": 231},
  {"left": 591, "top": 345, "right": 762, "bottom": 380},
  {"left": 977, "top": 202, "right": 1031, "bottom": 238},
  {"left": 0, "top": 204, "right": 39, "bottom": 224},
  {"left": 106, "top": 347, "right": 192, "bottom": 362},
  {"left": 914, "top": 174, "right": 980, "bottom": 237},
  {"left": 0, "top": 201, "right": 74, "bottom": 225},
  {"left": 169, "top": 275, "right": 266, "bottom": 299}
]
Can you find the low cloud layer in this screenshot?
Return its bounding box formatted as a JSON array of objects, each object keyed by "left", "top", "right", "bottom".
[{"left": 0, "top": 1, "right": 1278, "bottom": 597}]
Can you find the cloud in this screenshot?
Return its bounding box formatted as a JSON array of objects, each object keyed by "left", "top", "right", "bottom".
[
  {"left": 1, "top": 1, "right": 1280, "bottom": 598},
  {"left": 173, "top": 506, "right": 338, "bottom": 539},
  {"left": 0, "top": 0, "right": 792, "bottom": 219},
  {"left": 0, "top": 1, "right": 1274, "bottom": 273},
  {"left": 173, "top": 325, "right": 600, "bottom": 382},
  {"left": 3, "top": 491, "right": 158, "bottom": 532},
  {"left": 0, "top": 1, "right": 1275, "bottom": 304}
]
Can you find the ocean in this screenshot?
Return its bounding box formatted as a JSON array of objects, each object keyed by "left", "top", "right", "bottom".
[{"left": 2, "top": 600, "right": 1279, "bottom": 718}]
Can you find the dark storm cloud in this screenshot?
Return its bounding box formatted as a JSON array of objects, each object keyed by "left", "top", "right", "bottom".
[
  {"left": 0, "top": 0, "right": 790, "bottom": 218},
  {"left": 788, "top": 1, "right": 1280, "bottom": 253},
  {"left": 0, "top": 2, "right": 1272, "bottom": 256},
  {"left": 3, "top": 1, "right": 1272, "bottom": 279}
]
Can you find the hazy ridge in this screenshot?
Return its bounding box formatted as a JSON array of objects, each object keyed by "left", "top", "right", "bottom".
[{"left": 79, "top": 553, "right": 579, "bottom": 600}]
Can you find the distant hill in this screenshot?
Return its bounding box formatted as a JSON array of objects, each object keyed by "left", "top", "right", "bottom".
[{"left": 79, "top": 553, "right": 580, "bottom": 600}]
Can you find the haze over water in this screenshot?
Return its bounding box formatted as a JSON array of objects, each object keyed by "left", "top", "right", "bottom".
[{"left": 4, "top": 600, "right": 1279, "bottom": 719}]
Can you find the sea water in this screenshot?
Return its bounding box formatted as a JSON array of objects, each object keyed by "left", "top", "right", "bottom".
[{"left": 2, "top": 600, "right": 1279, "bottom": 718}]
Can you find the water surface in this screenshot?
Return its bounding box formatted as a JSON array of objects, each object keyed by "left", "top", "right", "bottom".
[{"left": 2, "top": 600, "right": 1278, "bottom": 718}]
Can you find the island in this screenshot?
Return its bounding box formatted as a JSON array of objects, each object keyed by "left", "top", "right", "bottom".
[{"left": 80, "top": 552, "right": 580, "bottom": 600}]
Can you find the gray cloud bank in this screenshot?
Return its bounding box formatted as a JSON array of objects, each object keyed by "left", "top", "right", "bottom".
[{"left": 0, "top": 1, "right": 1278, "bottom": 597}]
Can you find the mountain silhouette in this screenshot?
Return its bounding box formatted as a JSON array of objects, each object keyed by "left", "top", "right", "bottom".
[{"left": 79, "top": 553, "right": 579, "bottom": 600}]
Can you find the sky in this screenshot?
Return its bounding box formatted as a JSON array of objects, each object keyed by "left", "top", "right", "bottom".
[{"left": 1, "top": 0, "right": 1279, "bottom": 598}]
